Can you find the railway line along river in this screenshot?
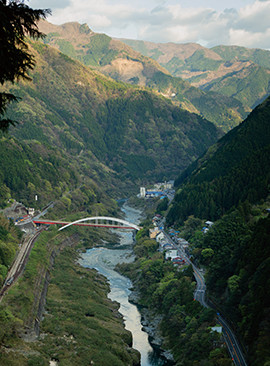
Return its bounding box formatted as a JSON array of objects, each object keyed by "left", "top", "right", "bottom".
[{"left": 79, "top": 202, "right": 172, "bottom": 366}]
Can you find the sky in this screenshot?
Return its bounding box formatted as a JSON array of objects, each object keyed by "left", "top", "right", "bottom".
[{"left": 28, "top": 0, "right": 270, "bottom": 49}]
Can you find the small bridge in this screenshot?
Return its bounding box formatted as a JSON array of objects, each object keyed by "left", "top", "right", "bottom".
[{"left": 33, "top": 216, "right": 141, "bottom": 231}]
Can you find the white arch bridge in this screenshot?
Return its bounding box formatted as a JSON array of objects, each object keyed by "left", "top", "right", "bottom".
[{"left": 33, "top": 216, "right": 141, "bottom": 231}]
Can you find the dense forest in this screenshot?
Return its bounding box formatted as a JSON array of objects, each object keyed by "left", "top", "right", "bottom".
[
  {"left": 197, "top": 204, "right": 270, "bottom": 366},
  {"left": 166, "top": 96, "right": 270, "bottom": 365},
  {"left": 167, "top": 95, "right": 270, "bottom": 225},
  {"left": 0, "top": 135, "right": 118, "bottom": 218}
]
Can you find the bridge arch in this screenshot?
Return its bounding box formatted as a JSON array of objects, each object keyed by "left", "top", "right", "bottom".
[{"left": 58, "top": 216, "right": 140, "bottom": 231}]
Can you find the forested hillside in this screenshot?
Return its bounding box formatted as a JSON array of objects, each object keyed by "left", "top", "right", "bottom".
[
  {"left": 38, "top": 20, "right": 247, "bottom": 131},
  {"left": 166, "top": 97, "right": 270, "bottom": 365},
  {"left": 0, "top": 136, "right": 76, "bottom": 208},
  {"left": 197, "top": 203, "right": 270, "bottom": 366},
  {"left": 3, "top": 40, "right": 221, "bottom": 192},
  {"left": 0, "top": 135, "right": 117, "bottom": 216},
  {"left": 122, "top": 39, "right": 270, "bottom": 111},
  {"left": 0, "top": 215, "right": 22, "bottom": 287},
  {"left": 167, "top": 96, "right": 270, "bottom": 225}
]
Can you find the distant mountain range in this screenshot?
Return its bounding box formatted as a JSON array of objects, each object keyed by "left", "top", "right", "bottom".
[
  {"left": 38, "top": 20, "right": 254, "bottom": 132},
  {"left": 121, "top": 39, "right": 270, "bottom": 112}
]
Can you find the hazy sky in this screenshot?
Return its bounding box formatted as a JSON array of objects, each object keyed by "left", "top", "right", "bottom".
[{"left": 29, "top": 0, "right": 270, "bottom": 49}]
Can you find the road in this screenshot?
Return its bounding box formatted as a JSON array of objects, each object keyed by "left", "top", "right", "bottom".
[
  {"left": 16, "top": 201, "right": 55, "bottom": 227},
  {"left": 162, "top": 229, "right": 248, "bottom": 366},
  {"left": 217, "top": 314, "right": 248, "bottom": 366},
  {"left": 192, "top": 266, "right": 208, "bottom": 308}
]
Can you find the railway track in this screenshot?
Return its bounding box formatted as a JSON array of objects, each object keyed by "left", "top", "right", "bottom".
[{"left": 0, "top": 229, "right": 43, "bottom": 301}]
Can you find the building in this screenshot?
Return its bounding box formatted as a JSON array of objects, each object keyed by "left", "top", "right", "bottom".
[
  {"left": 149, "top": 228, "right": 161, "bottom": 239},
  {"left": 202, "top": 227, "right": 209, "bottom": 234},
  {"left": 145, "top": 191, "right": 164, "bottom": 198},
  {"left": 211, "top": 326, "right": 222, "bottom": 334},
  {"left": 165, "top": 249, "right": 178, "bottom": 260},
  {"left": 28, "top": 207, "right": 35, "bottom": 216},
  {"left": 164, "top": 180, "right": 174, "bottom": 189},
  {"left": 156, "top": 232, "right": 165, "bottom": 243},
  {"left": 140, "top": 187, "right": 146, "bottom": 198},
  {"left": 162, "top": 243, "right": 173, "bottom": 250}
]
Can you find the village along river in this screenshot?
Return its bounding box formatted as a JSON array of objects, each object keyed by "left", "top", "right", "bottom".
[{"left": 79, "top": 202, "right": 172, "bottom": 366}]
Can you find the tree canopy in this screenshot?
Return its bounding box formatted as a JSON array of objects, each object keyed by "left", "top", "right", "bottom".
[{"left": 0, "top": 0, "right": 50, "bottom": 131}]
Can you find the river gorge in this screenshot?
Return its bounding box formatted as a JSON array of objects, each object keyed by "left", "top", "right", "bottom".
[{"left": 79, "top": 203, "right": 172, "bottom": 366}]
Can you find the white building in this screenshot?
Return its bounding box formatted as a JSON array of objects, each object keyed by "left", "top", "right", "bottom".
[
  {"left": 140, "top": 187, "right": 146, "bottom": 197},
  {"left": 165, "top": 249, "right": 178, "bottom": 260},
  {"left": 28, "top": 207, "right": 35, "bottom": 216},
  {"left": 156, "top": 232, "right": 165, "bottom": 243}
]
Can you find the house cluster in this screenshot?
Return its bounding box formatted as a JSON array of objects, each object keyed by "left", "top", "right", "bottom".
[
  {"left": 139, "top": 180, "right": 175, "bottom": 200},
  {"left": 201, "top": 220, "right": 214, "bottom": 234},
  {"left": 4, "top": 201, "right": 35, "bottom": 223},
  {"left": 149, "top": 215, "right": 189, "bottom": 267},
  {"left": 168, "top": 228, "right": 189, "bottom": 247}
]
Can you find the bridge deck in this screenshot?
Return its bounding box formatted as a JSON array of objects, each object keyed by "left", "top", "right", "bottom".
[{"left": 33, "top": 219, "right": 137, "bottom": 230}]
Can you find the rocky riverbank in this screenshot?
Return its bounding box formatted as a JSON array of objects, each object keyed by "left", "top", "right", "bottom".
[{"left": 128, "top": 290, "right": 175, "bottom": 364}]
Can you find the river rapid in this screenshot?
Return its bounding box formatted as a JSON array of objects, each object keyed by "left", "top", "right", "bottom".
[{"left": 79, "top": 203, "right": 171, "bottom": 366}]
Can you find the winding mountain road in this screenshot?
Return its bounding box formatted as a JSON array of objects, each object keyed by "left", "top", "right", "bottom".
[{"left": 162, "top": 230, "right": 248, "bottom": 366}]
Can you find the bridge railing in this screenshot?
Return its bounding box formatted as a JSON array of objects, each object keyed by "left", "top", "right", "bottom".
[{"left": 57, "top": 216, "right": 140, "bottom": 231}]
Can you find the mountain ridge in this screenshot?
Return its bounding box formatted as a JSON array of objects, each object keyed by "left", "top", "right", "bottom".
[
  {"left": 121, "top": 38, "right": 270, "bottom": 111},
  {"left": 2, "top": 39, "right": 222, "bottom": 202},
  {"left": 38, "top": 20, "right": 247, "bottom": 132}
]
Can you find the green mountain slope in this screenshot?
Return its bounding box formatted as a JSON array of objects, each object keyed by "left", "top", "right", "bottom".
[
  {"left": 38, "top": 21, "right": 246, "bottom": 131},
  {"left": 202, "top": 202, "right": 270, "bottom": 366},
  {"left": 4, "top": 40, "right": 222, "bottom": 190},
  {"left": 0, "top": 135, "right": 118, "bottom": 217},
  {"left": 212, "top": 45, "right": 270, "bottom": 68},
  {"left": 167, "top": 96, "right": 270, "bottom": 225},
  {"left": 122, "top": 39, "right": 270, "bottom": 112},
  {"left": 166, "top": 96, "right": 270, "bottom": 366}
]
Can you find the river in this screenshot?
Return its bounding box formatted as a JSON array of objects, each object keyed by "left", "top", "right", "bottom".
[{"left": 78, "top": 203, "right": 171, "bottom": 366}]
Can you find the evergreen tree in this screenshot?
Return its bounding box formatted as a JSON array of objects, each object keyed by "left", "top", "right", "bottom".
[{"left": 0, "top": 0, "right": 50, "bottom": 131}]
